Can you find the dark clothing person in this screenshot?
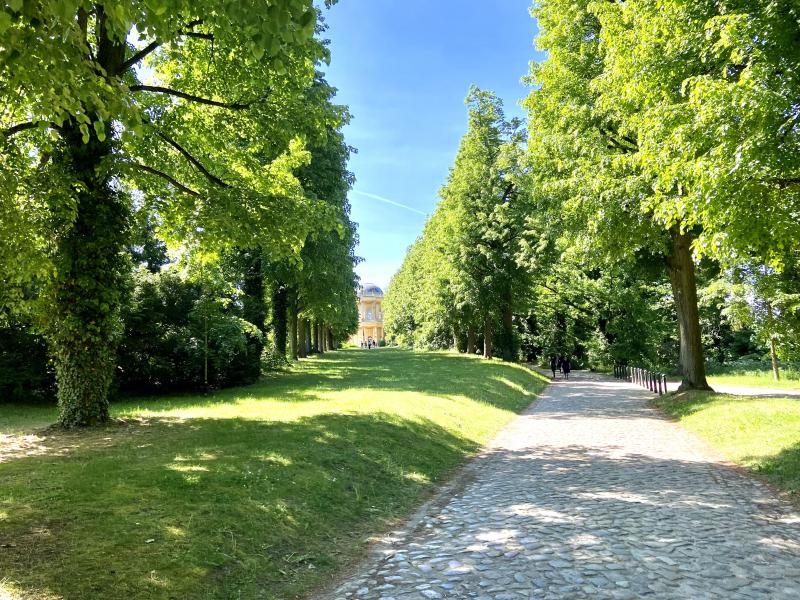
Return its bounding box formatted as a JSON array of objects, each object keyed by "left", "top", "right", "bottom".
[
  {"left": 557, "top": 354, "right": 565, "bottom": 373},
  {"left": 562, "top": 358, "right": 572, "bottom": 379},
  {"left": 549, "top": 356, "right": 558, "bottom": 379}
]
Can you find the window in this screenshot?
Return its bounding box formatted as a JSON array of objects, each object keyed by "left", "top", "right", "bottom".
[{"left": 367, "top": 310, "right": 373, "bottom": 320}]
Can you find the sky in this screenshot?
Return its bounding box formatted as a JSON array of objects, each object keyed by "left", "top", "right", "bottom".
[{"left": 321, "top": 1, "right": 543, "bottom": 290}]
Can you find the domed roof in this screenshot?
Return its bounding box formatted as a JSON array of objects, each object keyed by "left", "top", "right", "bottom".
[{"left": 359, "top": 283, "right": 384, "bottom": 297}]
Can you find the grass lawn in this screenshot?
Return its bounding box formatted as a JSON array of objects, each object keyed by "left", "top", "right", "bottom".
[
  {"left": 0, "top": 348, "right": 547, "bottom": 600},
  {"left": 652, "top": 392, "right": 800, "bottom": 499},
  {"left": 706, "top": 372, "right": 800, "bottom": 391}
]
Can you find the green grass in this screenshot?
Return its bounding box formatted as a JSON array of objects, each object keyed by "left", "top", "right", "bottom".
[
  {"left": 652, "top": 391, "right": 800, "bottom": 499},
  {"left": 0, "top": 348, "right": 547, "bottom": 600},
  {"left": 706, "top": 372, "right": 800, "bottom": 391}
]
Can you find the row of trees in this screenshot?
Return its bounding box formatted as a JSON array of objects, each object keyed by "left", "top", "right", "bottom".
[
  {"left": 384, "top": 0, "right": 800, "bottom": 389},
  {"left": 0, "top": 1, "right": 358, "bottom": 425}
]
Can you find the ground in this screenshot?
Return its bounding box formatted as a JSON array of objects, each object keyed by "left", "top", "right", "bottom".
[
  {"left": 0, "top": 349, "right": 547, "bottom": 600},
  {"left": 3, "top": 353, "right": 799, "bottom": 600},
  {"left": 326, "top": 372, "right": 800, "bottom": 600}
]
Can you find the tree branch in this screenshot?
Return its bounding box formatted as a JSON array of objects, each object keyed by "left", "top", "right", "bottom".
[
  {"left": 120, "top": 40, "right": 160, "bottom": 72},
  {"left": 155, "top": 130, "right": 230, "bottom": 188},
  {"left": 2, "top": 121, "right": 38, "bottom": 137},
  {"left": 769, "top": 177, "right": 800, "bottom": 189},
  {"left": 500, "top": 182, "right": 515, "bottom": 204},
  {"left": 129, "top": 85, "right": 253, "bottom": 109},
  {"left": 185, "top": 31, "right": 214, "bottom": 40},
  {"left": 2, "top": 121, "right": 62, "bottom": 138},
  {"left": 120, "top": 19, "right": 211, "bottom": 72},
  {"left": 131, "top": 162, "right": 200, "bottom": 197}
]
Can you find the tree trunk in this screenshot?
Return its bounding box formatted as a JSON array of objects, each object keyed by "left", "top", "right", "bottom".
[
  {"left": 242, "top": 251, "right": 266, "bottom": 334},
  {"left": 483, "top": 314, "right": 493, "bottom": 359},
  {"left": 467, "top": 326, "right": 476, "bottom": 354},
  {"left": 500, "top": 301, "right": 515, "bottom": 362},
  {"left": 271, "top": 283, "right": 288, "bottom": 360},
  {"left": 327, "top": 327, "right": 334, "bottom": 351},
  {"left": 297, "top": 317, "right": 308, "bottom": 358},
  {"left": 49, "top": 22, "right": 128, "bottom": 427},
  {"left": 240, "top": 250, "right": 266, "bottom": 379},
  {"left": 288, "top": 288, "right": 298, "bottom": 361},
  {"left": 315, "top": 321, "right": 324, "bottom": 354},
  {"left": 766, "top": 301, "right": 781, "bottom": 381},
  {"left": 665, "top": 228, "right": 712, "bottom": 391}
]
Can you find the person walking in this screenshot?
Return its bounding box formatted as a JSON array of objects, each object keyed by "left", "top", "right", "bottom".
[
  {"left": 562, "top": 356, "right": 572, "bottom": 380},
  {"left": 557, "top": 354, "right": 565, "bottom": 373},
  {"left": 549, "top": 355, "right": 558, "bottom": 379}
]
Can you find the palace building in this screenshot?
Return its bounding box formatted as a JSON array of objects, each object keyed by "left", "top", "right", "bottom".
[{"left": 350, "top": 283, "right": 385, "bottom": 346}]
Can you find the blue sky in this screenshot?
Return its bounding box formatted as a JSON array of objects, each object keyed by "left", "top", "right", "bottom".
[{"left": 321, "top": 1, "right": 542, "bottom": 289}]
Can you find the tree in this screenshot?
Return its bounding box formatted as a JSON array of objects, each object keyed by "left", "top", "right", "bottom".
[
  {"left": 384, "top": 88, "right": 529, "bottom": 360},
  {"left": 0, "top": 1, "right": 336, "bottom": 425},
  {"left": 525, "top": 0, "right": 717, "bottom": 389}
]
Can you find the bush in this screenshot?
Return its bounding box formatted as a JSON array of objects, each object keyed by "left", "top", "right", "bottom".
[
  {"left": 0, "top": 322, "right": 55, "bottom": 403},
  {"left": 117, "top": 270, "right": 263, "bottom": 393}
]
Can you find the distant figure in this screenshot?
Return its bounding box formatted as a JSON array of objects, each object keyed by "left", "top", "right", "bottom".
[
  {"left": 562, "top": 357, "right": 572, "bottom": 379},
  {"left": 549, "top": 355, "right": 558, "bottom": 379},
  {"left": 367, "top": 340, "right": 372, "bottom": 349},
  {"left": 557, "top": 354, "right": 565, "bottom": 373}
]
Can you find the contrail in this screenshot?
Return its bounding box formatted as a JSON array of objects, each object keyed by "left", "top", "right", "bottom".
[{"left": 351, "top": 190, "right": 427, "bottom": 216}]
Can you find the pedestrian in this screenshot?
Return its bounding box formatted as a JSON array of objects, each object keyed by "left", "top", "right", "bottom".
[
  {"left": 557, "top": 354, "right": 564, "bottom": 373},
  {"left": 562, "top": 357, "right": 572, "bottom": 380},
  {"left": 549, "top": 355, "right": 558, "bottom": 379}
]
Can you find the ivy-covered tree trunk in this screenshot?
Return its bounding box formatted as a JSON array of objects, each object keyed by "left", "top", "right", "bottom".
[
  {"left": 271, "top": 282, "right": 288, "bottom": 359},
  {"left": 48, "top": 31, "right": 129, "bottom": 427},
  {"left": 483, "top": 314, "right": 493, "bottom": 359},
  {"left": 467, "top": 326, "right": 476, "bottom": 354},
  {"left": 665, "top": 229, "right": 712, "bottom": 391}
]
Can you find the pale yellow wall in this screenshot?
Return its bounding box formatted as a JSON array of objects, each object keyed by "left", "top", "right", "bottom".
[{"left": 350, "top": 294, "right": 385, "bottom": 345}]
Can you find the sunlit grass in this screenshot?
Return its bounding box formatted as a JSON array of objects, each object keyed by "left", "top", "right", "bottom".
[
  {"left": 653, "top": 391, "right": 800, "bottom": 499},
  {"left": 0, "top": 348, "right": 547, "bottom": 600},
  {"left": 706, "top": 372, "right": 800, "bottom": 391}
]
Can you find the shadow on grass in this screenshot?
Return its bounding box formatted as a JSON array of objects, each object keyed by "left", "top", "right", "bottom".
[
  {"left": 744, "top": 441, "right": 800, "bottom": 498},
  {"left": 0, "top": 412, "right": 480, "bottom": 600}
]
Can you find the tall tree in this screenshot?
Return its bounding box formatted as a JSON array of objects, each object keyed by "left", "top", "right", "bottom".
[
  {"left": 0, "top": 1, "right": 336, "bottom": 425},
  {"left": 525, "top": 0, "right": 716, "bottom": 389}
]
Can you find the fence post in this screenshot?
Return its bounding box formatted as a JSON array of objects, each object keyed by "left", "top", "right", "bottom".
[
  {"left": 649, "top": 370, "right": 654, "bottom": 392},
  {"left": 657, "top": 374, "right": 663, "bottom": 395}
]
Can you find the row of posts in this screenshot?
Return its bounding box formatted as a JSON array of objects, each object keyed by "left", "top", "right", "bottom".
[{"left": 614, "top": 364, "right": 668, "bottom": 396}]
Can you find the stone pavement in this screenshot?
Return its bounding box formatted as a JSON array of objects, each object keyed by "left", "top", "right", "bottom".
[{"left": 325, "top": 371, "right": 800, "bottom": 600}]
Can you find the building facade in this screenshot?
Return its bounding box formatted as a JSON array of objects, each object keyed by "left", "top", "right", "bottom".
[{"left": 350, "top": 283, "right": 384, "bottom": 346}]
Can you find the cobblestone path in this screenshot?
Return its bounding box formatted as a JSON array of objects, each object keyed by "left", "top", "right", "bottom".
[{"left": 327, "top": 372, "right": 800, "bottom": 600}]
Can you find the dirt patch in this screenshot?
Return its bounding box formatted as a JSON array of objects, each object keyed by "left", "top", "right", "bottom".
[{"left": 0, "top": 418, "right": 156, "bottom": 464}]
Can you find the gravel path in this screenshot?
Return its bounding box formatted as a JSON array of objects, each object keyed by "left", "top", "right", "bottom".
[{"left": 326, "top": 371, "right": 800, "bottom": 600}]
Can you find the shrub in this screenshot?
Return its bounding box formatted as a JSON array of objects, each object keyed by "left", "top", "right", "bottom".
[
  {"left": 0, "top": 321, "right": 55, "bottom": 403},
  {"left": 117, "top": 270, "right": 263, "bottom": 393}
]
